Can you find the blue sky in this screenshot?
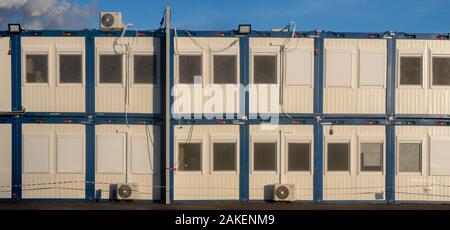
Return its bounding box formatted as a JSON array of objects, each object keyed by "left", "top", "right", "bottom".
[{"left": 24, "top": 0, "right": 450, "bottom": 32}]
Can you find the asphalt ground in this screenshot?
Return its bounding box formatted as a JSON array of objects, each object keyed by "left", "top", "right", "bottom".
[{"left": 1, "top": 201, "right": 450, "bottom": 210}]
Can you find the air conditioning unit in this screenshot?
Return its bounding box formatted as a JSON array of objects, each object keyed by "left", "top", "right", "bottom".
[
  {"left": 273, "top": 184, "right": 295, "bottom": 202},
  {"left": 100, "top": 12, "right": 125, "bottom": 30},
  {"left": 113, "top": 183, "right": 139, "bottom": 200}
]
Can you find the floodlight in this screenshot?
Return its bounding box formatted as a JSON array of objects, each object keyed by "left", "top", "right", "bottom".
[
  {"left": 8, "top": 24, "right": 21, "bottom": 33},
  {"left": 238, "top": 24, "right": 251, "bottom": 34}
]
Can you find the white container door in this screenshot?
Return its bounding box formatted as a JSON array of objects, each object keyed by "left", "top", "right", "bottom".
[
  {"left": 0, "top": 124, "right": 12, "bottom": 199},
  {"left": 0, "top": 37, "right": 11, "bottom": 112}
]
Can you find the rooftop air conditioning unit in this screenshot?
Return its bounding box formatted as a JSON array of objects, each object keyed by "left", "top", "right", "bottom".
[
  {"left": 114, "top": 183, "right": 139, "bottom": 200},
  {"left": 273, "top": 184, "right": 295, "bottom": 202},
  {"left": 100, "top": 12, "right": 125, "bottom": 30}
]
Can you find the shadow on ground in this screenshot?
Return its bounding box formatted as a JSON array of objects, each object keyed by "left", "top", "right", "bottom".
[{"left": 1, "top": 202, "right": 450, "bottom": 210}]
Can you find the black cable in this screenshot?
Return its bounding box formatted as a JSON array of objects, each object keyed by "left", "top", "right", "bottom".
[{"left": 159, "top": 9, "right": 166, "bottom": 29}]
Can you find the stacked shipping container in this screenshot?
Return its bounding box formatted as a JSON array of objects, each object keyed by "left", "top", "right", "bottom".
[{"left": 1, "top": 28, "right": 450, "bottom": 203}]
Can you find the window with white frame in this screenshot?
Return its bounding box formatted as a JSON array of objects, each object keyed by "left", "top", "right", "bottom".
[
  {"left": 432, "top": 57, "right": 450, "bottom": 86},
  {"left": 213, "top": 142, "right": 237, "bottom": 171},
  {"left": 327, "top": 142, "right": 350, "bottom": 172},
  {"left": 25, "top": 54, "right": 48, "bottom": 83},
  {"left": 59, "top": 54, "right": 82, "bottom": 84},
  {"left": 178, "top": 142, "right": 202, "bottom": 171},
  {"left": 253, "top": 55, "right": 277, "bottom": 84},
  {"left": 213, "top": 55, "right": 237, "bottom": 84},
  {"left": 99, "top": 54, "right": 123, "bottom": 84},
  {"left": 360, "top": 142, "right": 383, "bottom": 172},
  {"left": 398, "top": 142, "right": 422, "bottom": 173},
  {"left": 253, "top": 142, "right": 277, "bottom": 171},
  {"left": 178, "top": 55, "right": 202, "bottom": 84},
  {"left": 399, "top": 56, "right": 422, "bottom": 86},
  {"left": 287, "top": 142, "right": 311, "bottom": 171},
  {"left": 134, "top": 54, "right": 157, "bottom": 84}
]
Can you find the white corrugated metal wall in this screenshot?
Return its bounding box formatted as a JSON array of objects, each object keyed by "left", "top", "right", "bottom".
[
  {"left": 172, "top": 37, "right": 240, "bottom": 114},
  {"left": 173, "top": 125, "right": 240, "bottom": 200},
  {"left": 249, "top": 124, "right": 314, "bottom": 200},
  {"left": 95, "top": 37, "right": 160, "bottom": 113},
  {"left": 0, "top": 124, "right": 12, "bottom": 199},
  {"left": 249, "top": 38, "right": 314, "bottom": 114},
  {"left": 324, "top": 39, "right": 387, "bottom": 114},
  {"left": 395, "top": 126, "right": 450, "bottom": 201},
  {"left": 95, "top": 125, "right": 160, "bottom": 200},
  {"left": 21, "top": 37, "right": 85, "bottom": 112},
  {"left": 0, "top": 37, "right": 11, "bottom": 112},
  {"left": 323, "top": 125, "right": 386, "bottom": 201},
  {"left": 396, "top": 40, "right": 450, "bottom": 114},
  {"left": 21, "top": 124, "right": 85, "bottom": 199}
]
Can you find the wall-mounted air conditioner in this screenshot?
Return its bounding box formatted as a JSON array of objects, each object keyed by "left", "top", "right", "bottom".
[
  {"left": 113, "top": 183, "right": 139, "bottom": 200},
  {"left": 273, "top": 183, "right": 295, "bottom": 202},
  {"left": 100, "top": 12, "right": 125, "bottom": 30}
]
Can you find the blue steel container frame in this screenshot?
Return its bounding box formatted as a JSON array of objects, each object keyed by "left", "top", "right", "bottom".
[
  {"left": 1, "top": 29, "right": 165, "bottom": 202},
  {"left": 385, "top": 33, "right": 397, "bottom": 203},
  {"left": 159, "top": 33, "right": 167, "bottom": 203},
  {"left": 313, "top": 31, "right": 324, "bottom": 203},
  {"left": 10, "top": 33, "right": 23, "bottom": 201},
  {"left": 2, "top": 29, "right": 450, "bottom": 203},
  {"left": 84, "top": 30, "right": 96, "bottom": 201},
  {"left": 239, "top": 36, "right": 250, "bottom": 201},
  {"left": 11, "top": 118, "right": 22, "bottom": 201}
]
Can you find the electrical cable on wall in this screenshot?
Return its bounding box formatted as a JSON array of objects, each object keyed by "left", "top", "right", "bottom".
[
  {"left": 115, "top": 129, "right": 129, "bottom": 183},
  {"left": 174, "top": 27, "right": 180, "bottom": 55},
  {"left": 145, "top": 125, "right": 155, "bottom": 171},
  {"left": 278, "top": 129, "right": 283, "bottom": 184},
  {"left": 111, "top": 22, "right": 159, "bottom": 185},
  {"left": 175, "top": 124, "right": 194, "bottom": 171},
  {"left": 209, "top": 39, "right": 239, "bottom": 53},
  {"left": 278, "top": 21, "right": 299, "bottom": 119},
  {"left": 113, "top": 23, "right": 136, "bottom": 127}
]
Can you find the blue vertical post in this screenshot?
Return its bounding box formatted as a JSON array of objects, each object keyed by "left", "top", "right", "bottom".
[
  {"left": 239, "top": 36, "right": 250, "bottom": 201},
  {"left": 385, "top": 33, "right": 396, "bottom": 203},
  {"left": 85, "top": 31, "right": 95, "bottom": 200},
  {"left": 11, "top": 34, "right": 22, "bottom": 113},
  {"left": 313, "top": 31, "right": 324, "bottom": 203},
  {"left": 85, "top": 124, "right": 95, "bottom": 200},
  {"left": 11, "top": 34, "right": 22, "bottom": 201},
  {"left": 11, "top": 119, "right": 22, "bottom": 201}
]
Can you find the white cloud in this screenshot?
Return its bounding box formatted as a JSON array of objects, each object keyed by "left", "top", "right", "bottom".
[{"left": 0, "top": 0, "right": 97, "bottom": 29}]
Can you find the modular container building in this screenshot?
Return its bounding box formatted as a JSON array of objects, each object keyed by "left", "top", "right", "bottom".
[
  {"left": 172, "top": 37, "right": 241, "bottom": 115},
  {"left": 0, "top": 29, "right": 164, "bottom": 202},
  {"left": 21, "top": 37, "right": 86, "bottom": 112},
  {"left": 95, "top": 37, "right": 161, "bottom": 114},
  {"left": 324, "top": 38, "right": 387, "bottom": 114},
  {"left": 396, "top": 39, "right": 450, "bottom": 115},
  {"left": 2, "top": 26, "right": 450, "bottom": 204},
  {"left": 248, "top": 37, "right": 315, "bottom": 114},
  {"left": 173, "top": 124, "right": 240, "bottom": 200},
  {"left": 249, "top": 124, "right": 314, "bottom": 201}
]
